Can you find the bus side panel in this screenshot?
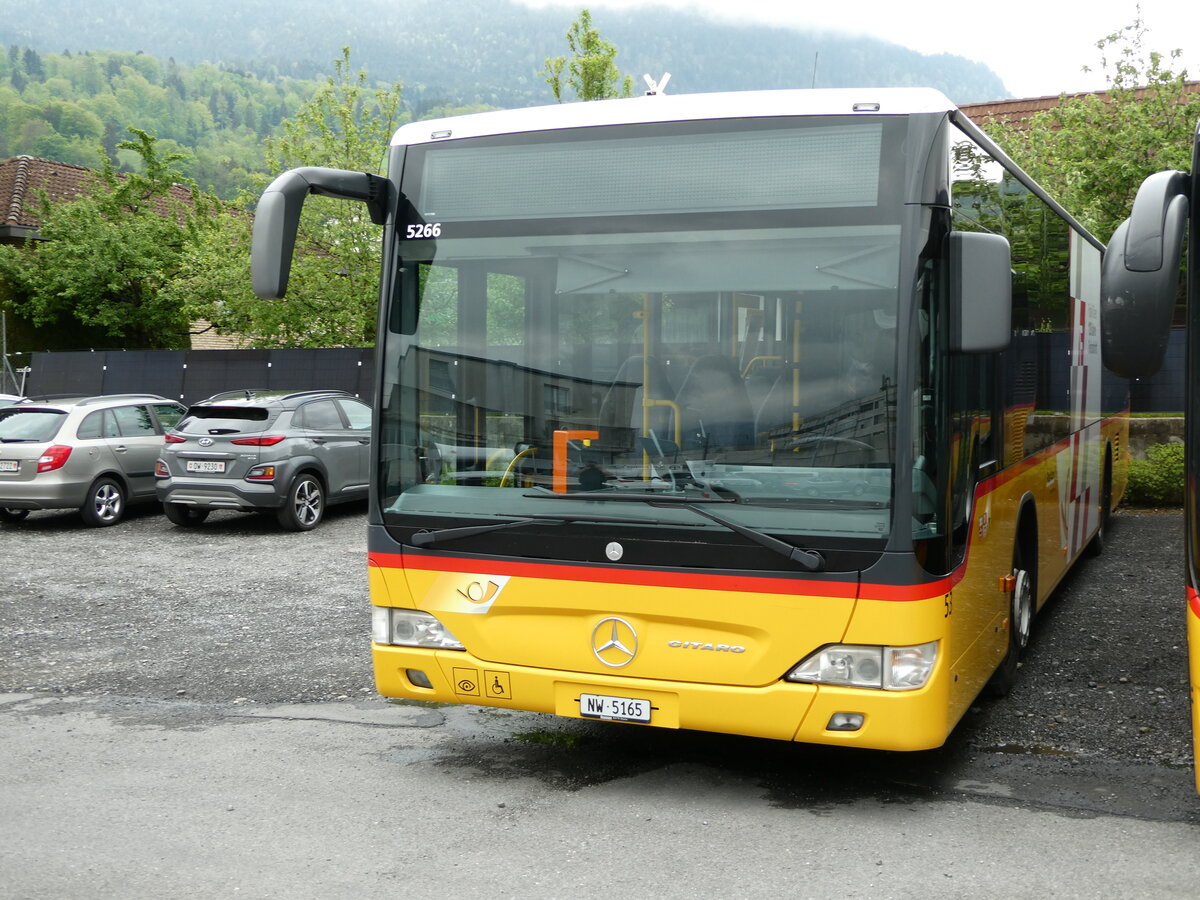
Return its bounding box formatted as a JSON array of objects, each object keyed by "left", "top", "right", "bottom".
[
  {"left": 1190, "top": 587, "right": 1200, "bottom": 794},
  {"left": 949, "top": 474, "right": 1022, "bottom": 718}
]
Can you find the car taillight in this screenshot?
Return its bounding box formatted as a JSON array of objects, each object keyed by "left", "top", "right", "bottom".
[
  {"left": 164, "top": 433, "right": 186, "bottom": 443},
  {"left": 155, "top": 460, "right": 169, "bottom": 477},
  {"left": 231, "top": 435, "right": 286, "bottom": 446},
  {"left": 37, "top": 445, "right": 72, "bottom": 473}
]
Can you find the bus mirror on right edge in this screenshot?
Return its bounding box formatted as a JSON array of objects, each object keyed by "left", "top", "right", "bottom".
[
  {"left": 1100, "top": 169, "right": 1188, "bottom": 379},
  {"left": 949, "top": 231, "right": 1012, "bottom": 354}
]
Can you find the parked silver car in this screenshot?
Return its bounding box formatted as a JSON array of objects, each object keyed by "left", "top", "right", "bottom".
[
  {"left": 0, "top": 394, "right": 186, "bottom": 526},
  {"left": 155, "top": 389, "right": 371, "bottom": 531}
]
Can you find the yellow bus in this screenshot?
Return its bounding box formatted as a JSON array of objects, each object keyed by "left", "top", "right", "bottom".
[
  {"left": 252, "top": 88, "right": 1126, "bottom": 751},
  {"left": 1101, "top": 147, "right": 1198, "bottom": 792}
]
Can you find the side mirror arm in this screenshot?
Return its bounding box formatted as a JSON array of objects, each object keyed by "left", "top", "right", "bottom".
[{"left": 251, "top": 167, "right": 390, "bottom": 299}]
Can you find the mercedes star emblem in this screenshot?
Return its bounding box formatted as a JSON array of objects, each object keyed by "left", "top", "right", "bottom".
[{"left": 591, "top": 616, "right": 638, "bottom": 667}]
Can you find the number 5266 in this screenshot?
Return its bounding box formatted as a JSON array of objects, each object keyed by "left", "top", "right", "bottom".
[{"left": 405, "top": 222, "right": 442, "bottom": 239}]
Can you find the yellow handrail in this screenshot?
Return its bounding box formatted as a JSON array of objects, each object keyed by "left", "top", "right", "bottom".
[
  {"left": 741, "top": 355, "right": 782, "bottom": 379},
  {"left": 499, "top": 446, "right": 537, "bottom": 488}
]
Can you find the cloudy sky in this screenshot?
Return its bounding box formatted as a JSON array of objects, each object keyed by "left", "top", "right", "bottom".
[{"left": 518, "top": 0, "right": 1198, "bottom": 98}]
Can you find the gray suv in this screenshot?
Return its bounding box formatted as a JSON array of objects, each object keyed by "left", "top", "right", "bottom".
[
  {"left": 155, "top": 390, "right": 371, "bottom": 531},
  {"left": 0, "top": 394, "right": 186, "bottom": 526}
]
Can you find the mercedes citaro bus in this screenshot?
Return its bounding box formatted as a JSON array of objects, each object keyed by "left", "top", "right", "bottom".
[{"left": 251, "top": 88, "right": 1126, "bottom": 752}]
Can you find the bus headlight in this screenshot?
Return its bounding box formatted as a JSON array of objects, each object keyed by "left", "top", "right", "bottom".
[
  {"left": 786, "top": 641, "right": 937, "bottom": 691},
  {"left": 372, "top": 607, "right": 464, "bottom": 650}
]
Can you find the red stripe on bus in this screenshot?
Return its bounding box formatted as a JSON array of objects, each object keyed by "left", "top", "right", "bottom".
[
  {"left": 371, "top": 551, "right": 861, "bottom": 597},
  {"left": 371, "top": 552, "right": 956, "bottom": 602},
  {"left": 1189, "top": 585, "right": 1200, "bottom": 618},
  {"left": 977, "top": 411, "right": 1129, "bottom": 496}
]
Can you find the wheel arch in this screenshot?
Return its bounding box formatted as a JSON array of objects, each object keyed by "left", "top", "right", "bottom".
[{"left": 1014, "top": 492, "right": 1040, "bottom": 606}]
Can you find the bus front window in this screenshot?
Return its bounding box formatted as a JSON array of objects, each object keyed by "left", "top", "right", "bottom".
[{"left": 379, "top": 116, "right": 909, "bottom": 561}]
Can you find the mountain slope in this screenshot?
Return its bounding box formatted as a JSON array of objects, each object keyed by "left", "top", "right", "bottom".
[{"left": 4, "top": 0, "right": 1008, "bottom": 108}]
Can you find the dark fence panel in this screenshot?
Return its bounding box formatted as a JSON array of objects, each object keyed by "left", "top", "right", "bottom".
[
  {"left": 1011, "top": 330, "right": 1179, "bottom": 414},
  {"left": 100, "top": 350, "right": 186, "bottom": 401},
  {"left": 264, "top": 348, "right": 374, "bottom": 396},
  {"left": 29, "top": 351, "right": 107, "bottom": 398},
  {"left": 1129, "top": 328, "right": 1185, "bottom": 414},
  {"left": 28, "top": 348, "right": 375, "bottom": 406},
  {"left": 182, "top": 350, "right": 271, "bottom": 403}
]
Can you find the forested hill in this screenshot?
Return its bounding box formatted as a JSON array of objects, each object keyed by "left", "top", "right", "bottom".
[{"left": 4, "top": 0, "right": 1007, "bottom": 112}]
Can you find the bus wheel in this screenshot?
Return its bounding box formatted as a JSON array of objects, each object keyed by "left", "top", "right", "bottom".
[
  {"left": 987, "top": 548, "right": 1035, "bottom": 697},
  {"left": 1087, "top": 456, "right": 1113, "bottom": 557}
]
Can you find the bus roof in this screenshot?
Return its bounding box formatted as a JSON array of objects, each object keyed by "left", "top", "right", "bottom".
[{"left": 391, "top": 87, "right": 957, "bottom": 147}]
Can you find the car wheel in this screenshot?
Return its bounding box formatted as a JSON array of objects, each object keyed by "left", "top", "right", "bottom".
[
  {"left": 276, "top": 473, "right": 324, "bottom": 531},
  {"left": 163, "top": 503, "right": 210, "bottom": 527},
  {"left": 80, "top": 477, "right": 126, "bottom": 527},
  {"left": 0, "top": 508, "right": 29, "bottom": 523}
]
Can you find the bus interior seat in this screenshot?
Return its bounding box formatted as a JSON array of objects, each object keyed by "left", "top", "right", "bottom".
[
  {"left": 597, "top": 355, "right": 677, "bottom": 451},
  {"left": 674, "top": 354, "right": 755, "bottom": 450}
]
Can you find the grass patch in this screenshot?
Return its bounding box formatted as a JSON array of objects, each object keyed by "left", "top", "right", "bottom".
[
  {"left": 386, "top": 698, "right": 453, "bottom": 709},
  {"left": 513, "top": 729, "right": 582, "bottom": 749}
]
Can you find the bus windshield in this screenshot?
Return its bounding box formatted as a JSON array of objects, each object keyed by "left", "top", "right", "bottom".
[{"left": 379, "top": 116, "right": 909, "bottom": 557}]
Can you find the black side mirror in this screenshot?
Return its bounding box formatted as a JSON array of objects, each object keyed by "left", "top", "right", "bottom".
[{"left": 1100, "top": 170, "right": 1188, "bottom": 379}]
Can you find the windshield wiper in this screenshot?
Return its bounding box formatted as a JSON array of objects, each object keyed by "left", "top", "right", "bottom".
[
  {"left": 676, "top": 503, "right": 826, "bottom": 572},
  {"left": 520, "top": 488, "right": 825, "bottom": 571},
  {"left": 409, "top": 512, "right": 704, "bottom": 548}
]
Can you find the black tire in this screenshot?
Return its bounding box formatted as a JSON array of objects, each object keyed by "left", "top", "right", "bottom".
[
  {"left": 0, "top": 508, "right": 29, "bottom": 523},
  {"left": 1087, "top": 457, "right": 1113, "bottom": 557},
  {"left": 276, "top": 473, "right": 324, "bottom": 531},
  {"left": 987, "top": 544, "right": 1035, "bottom": 697},
  {"left": 79, "top": 477, "right": 126, "bottom": 527},
  {"left": 163, "top": 503, "right": 210, "bottom": 527}
]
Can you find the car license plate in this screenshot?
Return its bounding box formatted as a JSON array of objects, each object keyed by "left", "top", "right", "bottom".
[
  {"left": 579, "top": 693, "right": 651, "bottom": 723},
  {"left": 185, "top": 460, "right": 227, "bottom": 473},
  {"left": 0, "top": 459, "right": 18, "bottom": 473}
]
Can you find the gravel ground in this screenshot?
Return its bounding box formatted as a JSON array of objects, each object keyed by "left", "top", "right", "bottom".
[
  {"left": 959, "top": 508, "right": 1193, "bottom": 770},
  {"left": 0, "top": 502, "right": 1192, "bottom": 772}
]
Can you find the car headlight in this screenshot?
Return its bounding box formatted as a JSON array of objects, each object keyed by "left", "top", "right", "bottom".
[
  {"left": 372, "top": 607, "right": 464, "bottom": 650},
  {"left": 785, "top": 641, "right": 937, "bottom": 691}
]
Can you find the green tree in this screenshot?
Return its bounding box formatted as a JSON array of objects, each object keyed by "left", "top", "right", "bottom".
[
  {"left": 993, "top": 18, "right": 1200, "bottom": 243},
  {"left": 543, "top": 8, "right": 635, "bottom": 102},
  {"left": 166, "top": 48, "right": 406, "bottom": 348},
  {"left": 0, "top": 128, "right": 220, "bottom": 349}
]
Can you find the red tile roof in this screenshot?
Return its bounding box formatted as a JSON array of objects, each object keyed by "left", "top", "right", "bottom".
[
  {"left": 1, "top": 155, "right": 96, "bottom": 236},
  {"left": 1, "top": 155, "right": 196, "bottom": 241},
  {"left": 960, "top": 81, "right": 1200, "bottom": 129}
]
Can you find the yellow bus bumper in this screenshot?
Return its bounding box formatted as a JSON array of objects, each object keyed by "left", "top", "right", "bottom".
[{"left": 373, "top": 644, "right": 955, "bottom": 752}]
